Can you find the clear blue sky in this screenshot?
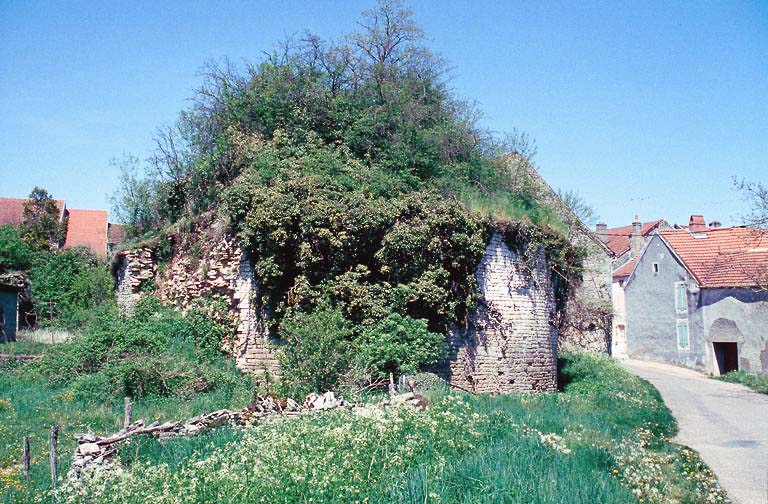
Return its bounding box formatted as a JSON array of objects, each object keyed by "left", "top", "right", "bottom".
[{"left": 1, "top": 0, "right": 766, "bottom": 228}]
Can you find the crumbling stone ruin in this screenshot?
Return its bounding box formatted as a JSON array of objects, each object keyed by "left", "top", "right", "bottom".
[
  {"left": 113, "top": 227, "right": 565, "bottom": 393},
  {"left": 112, "top": 224, "right": 278, "bottom": 375},
  {"left": 440, "top": 233, "right": 558, "bottom": 393}
]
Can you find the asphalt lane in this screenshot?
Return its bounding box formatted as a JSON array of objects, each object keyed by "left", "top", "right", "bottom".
[{"left": 622, "top": 359, "right": 768, "bottom": 504}]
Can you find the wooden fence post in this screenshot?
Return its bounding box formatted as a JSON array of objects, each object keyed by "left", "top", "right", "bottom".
[
  {"left": 49, "top": 425, "right": 58, "bottom": 490},
  {"left": 23, "top": 435, "right": 30, "bottom": 481},
  {"left": 49, "top": 301, "right": 54, "bottom": 344},
  {"left": 124, "top": 397, "right": 132, "bottom": 429}
]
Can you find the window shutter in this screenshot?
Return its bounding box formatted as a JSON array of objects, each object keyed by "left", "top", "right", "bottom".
[
  {"left": 675, "top": 283, "right": 687, "bottom": 314},
  {"left": 676, "top": 320, "right": 689, "bottom": 349}
]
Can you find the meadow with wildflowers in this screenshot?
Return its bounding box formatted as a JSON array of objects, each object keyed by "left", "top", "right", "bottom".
[{"left": 0, "top": 352, "right": 728, "bottom": 504}]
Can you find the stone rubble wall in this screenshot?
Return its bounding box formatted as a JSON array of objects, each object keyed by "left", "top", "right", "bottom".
[
  {"left": 441, "top": 232, "right": 558, "bottom": 393},
  {"left": 113, "top": 234, "right": 278, "bottom": 375},
  {"left": 114, "top": 247, "right": 156, "bottom": 314},
  {"left": 115, "top": 230, "right": 560, "bottom": 393},
  {"left": 557, "top": 231, "right": 614, "bottom": 354}
]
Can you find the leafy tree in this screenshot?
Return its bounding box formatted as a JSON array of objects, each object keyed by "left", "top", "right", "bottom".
[
  {"left": 278, "top": 305, "right": 355, "bottom": 395},
  {"left": 20, "top": 187, "right": 67, "bottom": 251},
  {"left": 558, "top": 189, "right": 599, "bottom": 228},
  {"left": 0, "top": 224, "right": 35, "bottom": 272},
  {"left": 29, "top": 248, "right": 113, "bottom": 329},
  {"left": 356, "top": 313, "right": 445, "bottom": 377},
  {"left": 108, "top": 155, "right": 158, "bottom": 239}
]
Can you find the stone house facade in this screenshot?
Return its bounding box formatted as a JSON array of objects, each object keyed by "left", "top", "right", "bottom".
[
  {"left": 599, "top": 217, "right": 670, "bottom": 357},
  {"left": 624, "top": 226, "right": 768, "bottom": 375}
]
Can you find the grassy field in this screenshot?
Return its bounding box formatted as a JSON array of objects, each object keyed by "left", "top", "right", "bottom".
[
  {"left": 715, "top": 370, "right": 768, "bottom": 394},
  {"left": 0, "top": 342, "right": 251, "bottom": 503},
  {"left": 1, "top": 351, "right": 727, "bottom": 503}
]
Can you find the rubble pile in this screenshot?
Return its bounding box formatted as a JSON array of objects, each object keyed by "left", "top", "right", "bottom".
[{"left": 68, "top": 393, "right": 341, "bottom": 480}]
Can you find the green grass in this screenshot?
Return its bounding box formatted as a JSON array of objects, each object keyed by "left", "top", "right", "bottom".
[
  {"left": 0, "top": 341, "right": 46, "bottom": 357},
  {"left": 2, "top": 352, "right": 724, "bottom": 504},
  {"left": 716, "top": 370, "right": 768, "bottom": 394},
  {"left": 0, "top": 367, "right": 251, "bottom": 502}
]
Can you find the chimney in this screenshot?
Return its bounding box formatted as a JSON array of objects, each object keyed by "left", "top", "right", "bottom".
[
  {"left": 689, "top": 215, "right": 707, "bottom": 232},
  {"left": 630, "top": 215, "right": 643, "bottom": 257},
  {"left": 595, "top": 222, "right": 608, "bottom": 243}
]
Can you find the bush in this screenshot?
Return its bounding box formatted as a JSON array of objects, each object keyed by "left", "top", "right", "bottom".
[
  {"left": 356, "top": 313, "right": 445, "bottom": 377},
  {"left": 278, "top": 305, "right": 354, "bottom": 396},
  {"left": 33, "top": 296, "right": 243, "bottom": 401},
  {"left": 29, "top": 248, "right": 113, "bottom": 329},
  {"left": 0, "top": 224, "right": 35, "bottom": 272}
]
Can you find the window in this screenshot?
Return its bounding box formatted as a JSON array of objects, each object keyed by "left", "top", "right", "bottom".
[
  {"left": 653, "top": 263, "right": 659, "bottom": 274},
  {"left": 676, "top": 319, "right": 689, "bottom": 350},
  {"left": 675, "top": 282, "right": 687, "bottom": 314}
]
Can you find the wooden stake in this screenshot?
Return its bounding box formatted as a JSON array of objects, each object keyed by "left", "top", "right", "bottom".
[
  {"left": 23, "top": 435, "right": 30, "bottom": 481},
  {"left": 124, "top": 397, "right": 132, "bottom": 429},
  {"left": 388, "top": 372, "right": 395, "bottom": 397},
  {"left": 49, "top": 425, "right": 58, "bottom": 490}
]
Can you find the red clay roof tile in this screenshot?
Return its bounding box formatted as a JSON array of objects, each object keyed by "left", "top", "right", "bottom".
[
  {"left": 64, "top": 209, "right": 108, "bottom": 255},
  {"left": 0, "top": 197, "right": 65, "bottom": 227},
  {"left": 659, "top": 227, "right": 768, "bottom": 288},
  {"left": 604, "top": 220, "right": 665, "bottom": 257},
  {"left": 613, "top": 257, "right": 639, "bottom": 280}
]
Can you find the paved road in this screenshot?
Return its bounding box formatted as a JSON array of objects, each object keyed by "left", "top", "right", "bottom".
[{"left": 622, "top": 359, "right": 768, "bottom": 504}]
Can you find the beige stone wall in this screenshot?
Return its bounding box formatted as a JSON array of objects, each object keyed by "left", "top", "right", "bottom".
[
  {"left": 113, "top": 235, "right": 278, "bottom": 375},
  {"left": 116, "top": 229, "right": 561, "bottom": 392},
  {"left": 114, "top": 247, "right": 156, "bottom": 314},
  {"left": 503, "top": 154, "right": 614, "bottom": 354},
  {"left": 442, "top": 233, "right": 558, "bottom": 393},
  {"left": 558, "top": 232, "right": 613, "bottom": 354}
]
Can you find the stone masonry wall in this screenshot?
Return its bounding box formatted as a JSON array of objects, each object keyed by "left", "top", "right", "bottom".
[
  {"left": 441, "top": 233, "right": 558, "bottom": 393},
  {"left": 113, "top": 234, "right": 278, "bottom": 375},
  {"left": 116, "top": 230, "right": 560, "bottom": 393},
  {"left": 114, "top": 247, "right": 156, "bottom": 313},
  {"left": 557, "top": 231, "right": 613, "bottom": 354}
]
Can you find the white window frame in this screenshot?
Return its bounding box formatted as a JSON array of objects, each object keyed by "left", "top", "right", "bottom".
[
  {"left": 676, "top": 319, "right": 690, "bottom": 350},
  {"left": 674, "top": 281, "right": 687, "bottom": 314}
]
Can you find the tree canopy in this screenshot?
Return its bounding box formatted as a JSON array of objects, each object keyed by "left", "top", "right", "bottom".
[
  {"left": 20, "top": 187, "right": 67, "bottom": 251},
  {"left": 112, "top": 0, "right": 555, "bottom": 236}
]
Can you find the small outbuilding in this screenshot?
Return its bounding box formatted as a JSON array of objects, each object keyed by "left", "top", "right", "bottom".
[{"left": 0, "top": 283, "right": 20, "bottom": 343}]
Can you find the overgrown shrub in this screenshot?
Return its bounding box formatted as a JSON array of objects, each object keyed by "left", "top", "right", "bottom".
[
  {"left": 29, "top": 248, "right": 113, "bottom": 329},
  {"left": 356, "top": 313, "right": 445, "bottom": 377},
  {"left": 33, "top": 296, "right": 243, "bottom": 401},
  {"left": 101, "top": 1, "right": 588, "bottom": 394},
  {"left": 278, "top": 305, "right": 354, "bottom": 395},
  {"left": 0, "top": 224, "right": 34, "bottom": 272}
]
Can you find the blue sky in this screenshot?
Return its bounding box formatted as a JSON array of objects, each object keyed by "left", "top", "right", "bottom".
[{"left": 1, "top": 0, "right": 766, "bottom": 228}]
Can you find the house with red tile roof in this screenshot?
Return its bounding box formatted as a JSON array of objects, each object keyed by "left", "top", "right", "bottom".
[
  {"left": 0, "top": 196, "right": 125, "bottom": 256},
  {"left": 594, "top": 217, "right": 670, "bottom": 357},
  {"left": 63, "top": 209, "right": 109, "bottom": 254},
  {"left": 622, "top": 220, "right": 768, "bottom": 375},
  {"left": 0, "top": 197, "right": 66, "bottom": 227}
]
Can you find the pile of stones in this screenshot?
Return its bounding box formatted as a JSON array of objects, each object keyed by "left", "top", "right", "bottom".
[{"left": 68, "top": 393, "right": 341, "bottom": 480}]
